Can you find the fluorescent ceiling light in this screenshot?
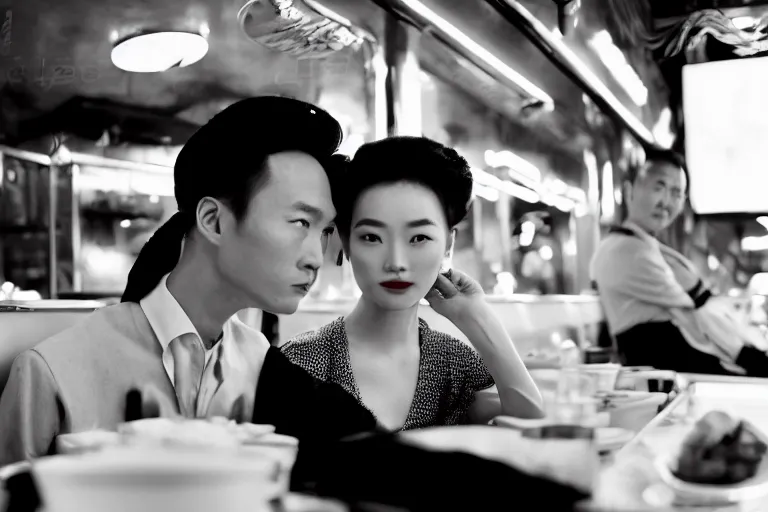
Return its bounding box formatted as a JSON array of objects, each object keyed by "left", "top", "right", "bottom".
[
  {"left": 473, "top": 182, "right": 500, "bottom": 202},
  {"left": 652, "top": 107, "right": 675, "bottom": 148},
  {"left": 600, "top": 161, "right": 615, "bottom": 220},
  {"left": 111, "top": 31, "right": 209, "bottom": 73},
  {"left": 399, "top": 0, "right": 554, "bottom": 109},
  {"left": 470, "top": 166, "right": 540, "bottom": 203},
  {"left": 588, "top": 30, "right": 648, "bottom": 107},
  {"left": 485, "top": 149, "right": 542, "bottom": 183},
  {"left": 491, "top": 1, "right": 658, "bottom": 146}
]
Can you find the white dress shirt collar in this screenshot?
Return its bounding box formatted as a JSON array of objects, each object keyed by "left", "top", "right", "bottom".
[
  {"left": 140, "top": 273, "right": 201, "bottom": 354},
  {"left": 139, "top": 273, "right": 270, "bottom": 419},
  {"left": 140, "top": 273, "right": 217, "bottom": 388}
]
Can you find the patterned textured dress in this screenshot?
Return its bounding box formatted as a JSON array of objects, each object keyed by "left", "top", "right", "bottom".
[{"left": 281, "top": 317, "right": 495, "bottom": 431}]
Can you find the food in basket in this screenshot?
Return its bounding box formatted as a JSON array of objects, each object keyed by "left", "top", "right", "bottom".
[{"left": 673, "top": 411, "right": 767, "bottom": 484}]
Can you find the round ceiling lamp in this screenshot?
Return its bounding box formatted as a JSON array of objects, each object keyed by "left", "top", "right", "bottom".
[{"left": 111, "top": 31, "right": 209, "bottom": 73}]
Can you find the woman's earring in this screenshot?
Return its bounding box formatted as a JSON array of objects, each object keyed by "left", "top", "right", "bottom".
[
  {"left": 440, "top": 249, "right": 453, "bottom": 274},
  {"left": 336, "top": 250, "right": 344, "bottom": 267},
  {"left": 440, "top": 231, "right": 456, "bottom": 273}
]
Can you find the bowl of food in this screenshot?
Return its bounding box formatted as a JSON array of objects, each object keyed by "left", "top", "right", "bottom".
[{"left": 655, "top": 410, "right": 768, "bottom": 505}]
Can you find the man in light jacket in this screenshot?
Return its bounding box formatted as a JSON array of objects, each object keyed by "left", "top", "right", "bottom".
[{"left": 591, "top": 156, "right": 768, "bottom": 375}]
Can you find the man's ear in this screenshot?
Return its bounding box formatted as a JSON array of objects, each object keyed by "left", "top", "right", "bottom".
[{"left": 196, "top": 197, "right": 228, "bottom": 246}]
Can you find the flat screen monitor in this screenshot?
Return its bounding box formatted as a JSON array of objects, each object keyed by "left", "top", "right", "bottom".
[{"left": 683, "top": 56, "right": 768, "bottom": 214}]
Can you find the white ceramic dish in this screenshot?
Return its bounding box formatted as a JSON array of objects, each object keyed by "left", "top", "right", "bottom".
[
  {"left": 654, "top": 420, "right": 768, "bottom": 505},
  {"left": 615, "top": 369, "right": 680, "bottom": 393},
  {"left": 597, "top": 392, "right": 668, "bottom": 432},
  {"left": 528, "top": 365, "right": 621, "bottom": 396},
  {"left": 579, "top": 364, "right": 622, "bottom": 392},
  {"left": 32, "top": 447, "right": 280, "bottom": 512},
  {"left": 529, "top": 369, "right": 597, "bottom": 397}
]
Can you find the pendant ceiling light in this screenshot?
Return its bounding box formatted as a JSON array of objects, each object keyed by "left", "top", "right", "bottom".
[
  {"left": 111, "top": 30, "right": 209, "bottom": 73},
  {"left": 238, "top": 0, "right": 363, "bottom": 58}
]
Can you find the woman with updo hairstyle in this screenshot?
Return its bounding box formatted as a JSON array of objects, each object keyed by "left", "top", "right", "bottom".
[{"left": 283, "top": 136, "right": 544, "bottom": 431}]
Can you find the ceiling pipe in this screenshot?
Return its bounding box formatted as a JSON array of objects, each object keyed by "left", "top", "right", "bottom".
[
  {"left": 486, "top": 0, "right": 666, "bottom": 152},
  {"left": 0, "top": 145, "right": 173, "bottom": 173},
  {"left": 370, "top": 0, "right": 555, "bottom": 112}
]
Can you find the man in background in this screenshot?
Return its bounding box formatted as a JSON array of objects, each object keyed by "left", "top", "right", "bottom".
[{"left": 591, "top": 156, "right": 768, "bottom": 375}]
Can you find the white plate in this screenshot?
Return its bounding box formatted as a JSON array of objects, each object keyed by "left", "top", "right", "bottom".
[{"left": 654, "top": 420, "right": 768, "bottom": 505}]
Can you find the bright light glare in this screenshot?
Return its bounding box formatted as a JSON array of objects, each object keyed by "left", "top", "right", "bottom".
[
  {"left": 485, "top": 149, "right": 542, "bottom": 183},
  {"left": 470, "top": 166, "right": 540, "bottom": 204},
  {"left": 112, "top": 32, "right": 209, "bottom": 73},
  {"left": 732, "top": 16, "right": 757, "bottom": 30},
  {"left": 520, "top": 221, "right": 535, "bottom": 247},
  {"left": 600, "top": 161, "right": 615, "bottom": 221},
  {"left": 473, "top": 182, "right": 500, "bottom": 202},
  {"left": 742, "top": 235, "right": 768, "bottom": 252},
  {"left": 589, "top": 30, "right": 648, "bottom": 107}
]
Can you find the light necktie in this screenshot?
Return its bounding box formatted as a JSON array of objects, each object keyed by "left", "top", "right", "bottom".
[{"left": 169, "top": 333, "right": 205, "bottom": 417}]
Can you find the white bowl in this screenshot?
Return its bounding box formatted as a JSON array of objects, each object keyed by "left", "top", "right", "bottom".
[
  {"left": 653, "top": 420, "right": 768, "bottom": 506},
  {"left": 615, "top": 369, "right": 679, "bottom": 393},
  {"left": 32, "top": 447, "right": 280, "bottom": 512},
  {"left": 529, "top": 366, "right": 620, "bottom": 396},
  {"left": 579, "top": 364, "right": 622, "bottom": 392},
  {"left": 603, "top": 392, "right": 667, "bottom": 432}
]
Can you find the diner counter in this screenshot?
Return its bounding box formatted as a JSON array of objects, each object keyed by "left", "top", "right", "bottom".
[
  {"left": 280, "top": 295, "right": 605, "bottom": 357},
  {"left": 295, "top": 293, "right": 602, "bottom": 310}
]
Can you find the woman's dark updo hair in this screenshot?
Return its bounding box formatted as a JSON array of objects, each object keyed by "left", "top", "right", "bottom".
[
  {"left": 333, "top": 136, "right": 473, "bottom": 240},
  {"left": 121, "top": 96, "right": 343, "bottom": 303}
]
